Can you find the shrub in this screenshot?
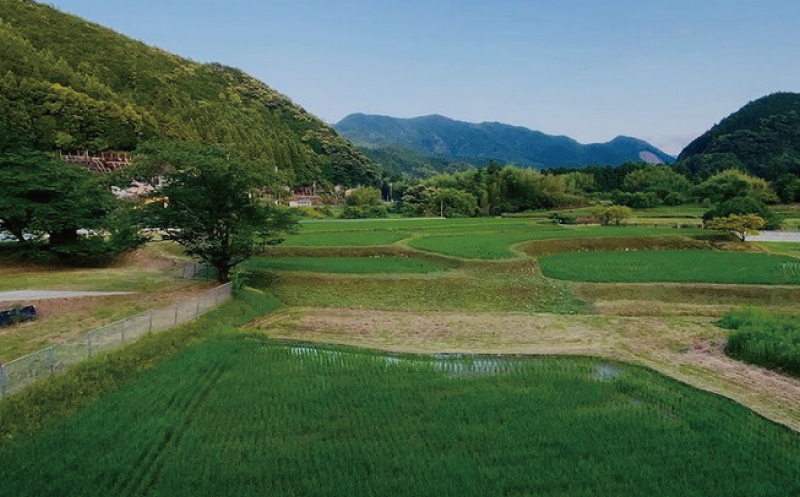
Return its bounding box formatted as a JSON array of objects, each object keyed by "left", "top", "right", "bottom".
[{"left": 720, "top": 307, "right": 800, "bottom": 377}]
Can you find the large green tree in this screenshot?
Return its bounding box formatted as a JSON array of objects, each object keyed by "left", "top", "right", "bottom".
[
  {"left": 138, "top": 143, "right": 297, "bottom": 281},
  {"left": 0, "top": 149, "right": 139, "bottom": 257}
]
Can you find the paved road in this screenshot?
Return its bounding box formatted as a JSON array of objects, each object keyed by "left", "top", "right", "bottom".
[
  {"left": 749, "top": 231, "right": 800, "bottom": 242},
  {"left": 0, "top": 290, "right": 134, "bottom": 302}
]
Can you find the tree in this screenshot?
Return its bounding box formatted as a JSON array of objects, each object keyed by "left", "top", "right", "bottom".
[
  {"left": 706, "top": 214, "right": 765, "bottom": 242},
  {"left": 139, "top": 144, "right": 297, "bottom": 282},
  {"left": 592, "top": 205, "right": 633, "bottom": 225},
  {"left": 693, "top": 170, "right": 778, "bottom": 204},
  {"left": 341, "top": 186, "right": 387, "bottom": 219},
  {"left": 702, "top": 196, "right": 780, "bottom": 230},
  {"left": 622, "top": 165, "right": 691, "bottom": 203},
  {"left": 0, "top": 149, "right": 142, "bottom": 259}
]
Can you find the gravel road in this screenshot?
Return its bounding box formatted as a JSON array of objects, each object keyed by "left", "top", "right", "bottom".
[
  {"left": 748, "top": 231, "right": 800, "bottom": 242},
  {"left": 0, "top": 290, "right": 134, "bottom": 302}
]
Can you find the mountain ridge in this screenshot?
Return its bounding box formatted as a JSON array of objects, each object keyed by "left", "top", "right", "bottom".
[
  {"left": 0, "top": 0, "right": 379, "bottom": 187},
  {"left": 335, "top": 113, "right": 674, "bottom": 172},
  {"left": 677, "top": 92, "right": 800, "bottom": 181}
]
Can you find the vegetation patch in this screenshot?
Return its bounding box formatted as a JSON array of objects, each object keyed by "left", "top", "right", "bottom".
[
  {"left": 521, "top": 236, "right": 710, "bottom": 257},
  {"left": 540, "top": 250, "right": 800, "bottom": 285},
  {"left": 2, "top": 339, "right": 799, "bottom": 496},
  {"left": 408, "top": 226, "right": 706, "bottom": 259},
  {"left": 721, "top": 307, "right": 800, "bottom": 377},
  {"left": 575, "top": 283, "right": 800, "bottom": 316},
  {"left": 251, "top": 260, "right": 587, "bottom": 315},
  {"left": 240, "top": 256, "right": 453, "bottom": 274}
]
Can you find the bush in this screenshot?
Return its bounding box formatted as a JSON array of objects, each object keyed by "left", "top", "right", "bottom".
[
  {"left": 703, "top": 196, "right": 781, "bottom": 230},
  {"left": 719, "top": 307, "right": 800, "bottom": 377}
]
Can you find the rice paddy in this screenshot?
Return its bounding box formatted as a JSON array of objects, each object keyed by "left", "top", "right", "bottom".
[
  {"left": 240, "top": 256, "right": 452, "bottom": 274},
  {"left": 2, "top": 338, "right": 799, "bottom": 497},
  {"left": 540, "top": 250, "right": 800, "bottom": 285},
  {"left": 5, "top": 213, "right": 800, "bottom": 496}
]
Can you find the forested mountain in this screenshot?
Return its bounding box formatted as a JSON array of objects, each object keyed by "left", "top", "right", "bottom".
[
  {"left": 0, "top": 0, "right": 379, "bottom": 187},
  {"left": 335, "top": 113, "right": 674, "bottom": 172},
  {"left": 678, "top": 92, "right": 800, "bottom": 181}
]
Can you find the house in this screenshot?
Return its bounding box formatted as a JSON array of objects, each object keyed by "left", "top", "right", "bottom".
[{"left": 288, "top": 196, "right": 322, "bottom": 208}]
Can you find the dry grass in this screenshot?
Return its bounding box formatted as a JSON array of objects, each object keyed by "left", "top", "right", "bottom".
[
  {"left": 0, "top": 246, "right": 213, "bottom": 362},
  {"left": 251, "top": 307, "right": 800, "bottom": 432}
]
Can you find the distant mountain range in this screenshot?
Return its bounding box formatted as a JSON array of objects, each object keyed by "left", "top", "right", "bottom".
[{"left": 335, "top": 113, "right": 675, "bottom": 174}]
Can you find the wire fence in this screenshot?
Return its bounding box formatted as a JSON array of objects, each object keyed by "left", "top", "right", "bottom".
[
  {"left": 0, "top": 283, "right": 232, "bottom": 400},
  {"left": 180, "top": 262, "right": 218, "bottom": 280}
]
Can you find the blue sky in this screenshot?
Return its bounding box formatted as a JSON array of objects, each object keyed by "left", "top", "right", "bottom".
[{"left": 47, "top": 0, "right": 800, "bottom": 155}]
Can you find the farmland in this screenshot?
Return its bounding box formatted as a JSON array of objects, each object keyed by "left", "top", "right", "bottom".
[
  {"left": 2, "top": 338, "right": 799, "bottom": 497},
  {"left": 4, "top": 215, "right": 800, "bottom": 495},
  {"left": 540, "top": 250, "right": 800, "bottom": 284}
]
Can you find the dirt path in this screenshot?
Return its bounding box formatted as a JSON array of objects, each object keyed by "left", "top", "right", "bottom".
[
  {"left": 0, "top": 290, "right": 135, "bottom": 302},
  {"left": 251, "top": 307, "right": 800, "bottom": 432},
  {"left": 750, "top": 230, "right": 800, "bottom": 242}
]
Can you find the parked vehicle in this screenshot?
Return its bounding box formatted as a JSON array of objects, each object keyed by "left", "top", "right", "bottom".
[{"left": 0, "top": 305, "right": 37, "bottom": 326}]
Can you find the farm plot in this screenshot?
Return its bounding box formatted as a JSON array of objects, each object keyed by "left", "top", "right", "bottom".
[
  {"left": 2, "top": 338, "right": 799, "bottom": 497},
  {"left": 240, "top": 256, "right": 453, "bottom": 274},
  {"left": 407, "top": 226, "right": 705, "bottom": 260},
  {"left": 283, "top": 218, "right": 538, "bottom": 247},
  {"left": 540, "top": 250, "right": 800, "bottom": 285}
]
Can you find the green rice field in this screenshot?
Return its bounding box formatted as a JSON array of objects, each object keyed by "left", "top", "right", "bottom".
[
  {"left": 2, "top": 338, "right": 799, "bottom": 497},
  {"left": 285, "top": 218, "right": 704, "bottom": 259},
  {"left": 241, "top": 256, "right": 453, "bottom": 274},
  {"left": 540, "top": 250, "right": 800, "bottom": 284}
]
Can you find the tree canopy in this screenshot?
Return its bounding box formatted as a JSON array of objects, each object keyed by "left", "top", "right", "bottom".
[
  {"left": 0, "top": 0, "right": 378, "bottom": 188},
  {"left": 137, "top": 143, "right": 298, "bottom": 281},
  {"left": 0, "top": 149, "right": 145, "bottom": 260}
]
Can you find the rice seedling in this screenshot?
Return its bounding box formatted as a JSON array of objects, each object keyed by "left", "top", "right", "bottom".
[
  {"left": 2, "top": 339, "right": 799, "bottom": 496},
  {"left": 540, "top": 250, "right": 800, "bottom": 285}
]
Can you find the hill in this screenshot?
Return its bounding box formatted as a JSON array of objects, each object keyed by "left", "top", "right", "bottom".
[
  {"left": 335, "top": 113, "right": 674, "bottom": 173},
  {"left": 0, "top": 0, "right": 378, "bottom": 187},
  {"left": 678, "top": 92, "right": 800, "bottom": 180}
]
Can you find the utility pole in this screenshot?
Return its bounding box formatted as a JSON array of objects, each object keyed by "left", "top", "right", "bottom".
[{"left": 440, "top": 201, "right": 444, "bottom": 218}]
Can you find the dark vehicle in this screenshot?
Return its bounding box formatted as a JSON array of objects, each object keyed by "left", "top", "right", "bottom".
[{"left": 0, "top": 305, "right": 37, "bottom": 326}]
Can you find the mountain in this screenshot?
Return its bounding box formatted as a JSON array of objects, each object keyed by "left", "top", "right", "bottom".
[
  {"left": 678, "top": 92, "right": 800, "bottom": 180},
  {"left": 335, "top": 113, "right": 674, "bottom": 173},
  {"left": 0, "top": 0, "right": 378, "bottom": 187}
]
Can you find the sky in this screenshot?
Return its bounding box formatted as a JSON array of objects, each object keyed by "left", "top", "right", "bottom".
[{"left": 46, "top": 0, "right": 800, "bottom": 156}]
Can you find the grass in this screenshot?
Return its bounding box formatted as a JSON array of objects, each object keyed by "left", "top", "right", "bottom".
[
  {"left": 720, "top": 307, "right": 800, "bottom": 377},
  {"left": 540, "top": 250, "right": 800, "bottom": 285},
  {"left": 407, "top": 226, "right": 705, "bottom": 260},
  {"left": 283, "top": 218, "right": 706, "bottom": 260},
  {"left": 759, "top": 241, "right": 800, "bottom": 258},
  {"left": 240, "top": 256, "right": 453, "bottom": 274},
  {"left": 250, "top": 260, "right": 587, "bottom": 315},
  {"left": 2, "top": 338, "right": 799, "bottom": 496}
]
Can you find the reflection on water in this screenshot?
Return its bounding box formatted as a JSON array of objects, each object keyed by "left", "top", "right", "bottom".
[{"left": 288, "top": 344, "right": 623, "bottom": 382}]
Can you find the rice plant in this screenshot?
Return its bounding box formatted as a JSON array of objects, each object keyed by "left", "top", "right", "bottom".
[{"left": 2, "top": 339, "right": 799, "bottom": 496}]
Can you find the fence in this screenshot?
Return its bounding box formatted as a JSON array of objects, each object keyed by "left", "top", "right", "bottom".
[
  {"left": 180, "top": 262, "right": 218, "bottom": 280},
  {"left": 0, "top": 283, "right": 232, "bottom": 400}
]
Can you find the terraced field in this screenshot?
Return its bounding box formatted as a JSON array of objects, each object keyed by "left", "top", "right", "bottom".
[
  {"left": 5, "top": 215, "right": 800, "bottom": 496},
  {"left": 3, "top": 338, "right": 799, "bottom": 497},
  {"left": 540, "top": 251, "right": 800, "bottom": 284}
]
